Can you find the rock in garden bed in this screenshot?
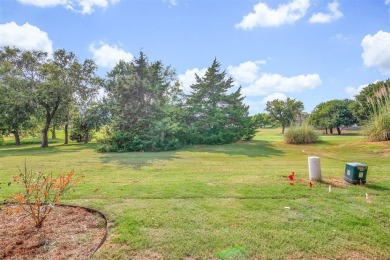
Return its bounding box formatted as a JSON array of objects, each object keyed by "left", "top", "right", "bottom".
[{"left": 0, "top": 204, "right": 107, "bottom": 259}]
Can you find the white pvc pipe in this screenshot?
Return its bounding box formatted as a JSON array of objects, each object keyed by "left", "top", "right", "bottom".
[{"left": 308, "top": 156, "right": 322, "bottom": 181}]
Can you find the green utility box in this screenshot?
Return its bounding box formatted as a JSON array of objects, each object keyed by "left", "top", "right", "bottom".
[{"left": 344, "top": 162, "right": 368, "bottom": 184}]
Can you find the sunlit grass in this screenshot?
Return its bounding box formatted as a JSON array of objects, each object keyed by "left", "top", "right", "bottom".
[{"left": 0, "top": 128, "right": 389, "bottom": 259}]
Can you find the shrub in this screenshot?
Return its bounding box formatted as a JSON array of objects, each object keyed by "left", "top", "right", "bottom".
[
  {"left": 364, "top": 85, "right": 390, "bottom": 141},
  {"left": 7, "top": 162, "right": 83, "bottom": 228},
  {"left": 0, "top": 134, "right": 4, "bottom": 146},
  {"left": 97, "top": 130, "right": 182, "bottom": 152},
  {"left": 364, "top": 114, "right": 390, "bottom": 141},
  {"left": 284, "top": 124, "right": 319, "bottom": 144},
  {"left": 70, "top": 129, "right": 94, "bottom": 143}
]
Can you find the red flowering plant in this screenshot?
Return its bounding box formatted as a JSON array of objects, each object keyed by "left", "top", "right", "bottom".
[{"left": 7, "top": 162, "right": 83, "bottom": 228}]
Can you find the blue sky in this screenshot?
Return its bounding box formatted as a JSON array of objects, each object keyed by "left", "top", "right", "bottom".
[{"left": 1, "top": 0, "right": 390, "bottom": 114}]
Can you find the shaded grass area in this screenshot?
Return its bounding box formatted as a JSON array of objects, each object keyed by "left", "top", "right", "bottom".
[{"left": 0, "top": 128, "right": 389, "bottom": 259}]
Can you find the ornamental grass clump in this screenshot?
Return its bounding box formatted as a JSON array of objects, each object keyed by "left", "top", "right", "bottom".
[
  {"left": 364, "top": 84, "right": 390, "bottom": 142},
  {"left": 284, "top": 123, "right": 319, "bottom": 144},
  {"left": 6, "top": 162, "right": 83, "bottom": 228}
]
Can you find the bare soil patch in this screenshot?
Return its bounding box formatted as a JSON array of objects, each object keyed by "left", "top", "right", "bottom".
[
  {"left": 0, "top": 204, "right": 106, "bottom": 259},
  {"left": 321, "top": 177, "right": 349, "bottom": 188}
]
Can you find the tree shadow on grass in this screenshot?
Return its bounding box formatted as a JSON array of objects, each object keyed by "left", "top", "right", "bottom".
[
  {"left": 99, "top": 150, "right": 180, "bottom": 169},
  {"left": 365, "top": 183, "right": 390, "bottom": 191},
  {"left": 0, "top": 142, "right": 98, "bottom": 158},
  {"left": 183, "top": 140, "right": 284, "bottom": 158},
  {"left": 317, "top": 139, "right": 332, "bottom": 145},
  {"left": 0, "top": 139, "right": 284, "bottom": 169},
  {"left": 99, "top": 140, "right": 284, "bottom": 168}
]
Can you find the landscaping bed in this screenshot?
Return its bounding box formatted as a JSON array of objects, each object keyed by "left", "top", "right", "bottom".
[{"left": 0, "top": 204, "right": 107, "bottom": 259}]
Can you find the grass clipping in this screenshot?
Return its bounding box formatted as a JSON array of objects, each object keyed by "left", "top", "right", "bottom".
[{"left": 284, "top": 124, "right": 319, "bottom": 144}]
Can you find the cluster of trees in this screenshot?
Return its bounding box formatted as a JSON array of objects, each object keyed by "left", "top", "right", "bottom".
[
  {"left": 1, "top": 46, "right": 388, "bottom": 150},
  {"left": 0, "top": 47, "right": 104, "bottom": 147},
  {"left": 99, "top": 55, "right": 255, "bottom": 151},
  {"left": 254, "top": 80, "right": 390, "bottom": 135},
  {"left": 309, "top": 99, "right": 356, "bottom": 135},
  {"left": 0, "top": 47, "right": 255, "bottom": 151}
]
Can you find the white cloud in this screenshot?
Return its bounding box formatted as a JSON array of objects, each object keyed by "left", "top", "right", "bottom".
[
  {"left": 345, "top": 84, "right": 368, "bottom": 97},
  {"left": 178, "top": 67, "right": 207, "bottom": 93},
  {"left": 89, "top": 42, "right": 133, "bottom": 68},
  {"left": 17, "top": 0, "right": 120, "bottom": 14},
  {"left": 261, "top": 92, "right": 288, "bottom": 104},
  {"left": 227, "top": 60, "right": 266, "bottom": 85},
  {"left": 163, "top": 0, "right": 178, "bottom": 6},
  {"left": 0, "top": 22, "right": 53, "bottom": 54},
  {"left": 361, "top": 30, "right": 390, "bottom": 75},
  {"left": 386, "top": 0, "right": 390, "bottom": 5},
  {"left": 181, "top": 60, "right": 321, "bottom": 99},
  {"left": 242, "top": 73, "right": 322, "bottom": 96},
  {"left": 309, "top": 0, "right": 343, "bottom": 24},
  {"left": 236, "top": 0, "right": 309, "bottom": 29},
  {"left": 331, "top": 33, "right": 351, "bottom": 43},
  {"left": 17, "top": 0, "right": 68, "bottom": 7}
]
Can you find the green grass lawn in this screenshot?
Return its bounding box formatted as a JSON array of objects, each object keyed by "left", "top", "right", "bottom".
[{"left": 1, "top": 129, "right": 389, "bottom": 259}]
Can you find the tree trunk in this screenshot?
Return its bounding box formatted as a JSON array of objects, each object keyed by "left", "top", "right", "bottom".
[
  {"left": 64, "top": 123, "right": 69, "bottom": 144},
  {"left": 41, "top": 125, "right": 49, "bottom": 148},
  {"left": 84, "top": 129, "right": 89, "bottom": 143},
  {"left": 325, "top": 128, "right": 328, "bottom": 134},
  {"left": 41, "top": 99, "right": 61, "bottom": 148},
  {"left": 329, "top": 128, "right": 334, "bottom": 134},
  {"left": 51, "top": 125, "right": 57, "bottom": 139},
  {"left": 337, "top": 127, "right": 341, "bottom": 135},
  {"left": 11, "top": 131, "right": 21, "bottom": 146},
  {"left": 41, "top": 111, "right": 52, "bottom": 148},
  {"left": 282, "top": 125, "right": 285, "bottom": 134}
]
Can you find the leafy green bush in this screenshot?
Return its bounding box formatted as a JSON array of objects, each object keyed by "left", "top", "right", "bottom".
[
  {"left": 70, "top": 129, "right": 94, "bottom": 143},
  {"left": 97, "top": 131, "right": 182, "bottom": 152},
  {"left": 284, "top": 124, "right": 319, "bottom": 144},
  {"left": 364, "top": 84, "right": 390, "bottom": 141},
  {"left": 0, "top": 134, "right": 4, "bottom": 146}
]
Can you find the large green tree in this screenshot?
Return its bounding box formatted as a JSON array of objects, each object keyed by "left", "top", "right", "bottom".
[
  {"left": 310, "top": 99, "right": 356, "bottom": 135},
  {"left": 37, "top": 49, "right": 100, "bottom": 147},
  {"left": 309, "top": 101, "right": 333, "bottom": 134},
  {"left": 265, "top": 98, "right": 304, "bottom": 134},
  {"left": 185, "top": 59, "right": 255, "bottom": 144},
  {"left": 0, "top": 47, "right": 100, "bottom": 147},
  {"left": 330, "top": 99, "right": 357, "bottom": 135},
  {"left": 104, "top": 52, "right": 183, "bottom": 151},
  {"left": 0, "top": 47, "right": 44, "bottom": 145}
]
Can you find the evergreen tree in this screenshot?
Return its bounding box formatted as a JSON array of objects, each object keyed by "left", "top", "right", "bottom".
[
  {"left": 103, "top": 52, "right": 184, "bottom": 151},
  {"left": 185, "top": 59, "right": 255, "bottom": 144}
]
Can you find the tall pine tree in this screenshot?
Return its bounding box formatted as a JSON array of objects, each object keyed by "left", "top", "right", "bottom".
[
  {"left": 185, "top": 59, "right": 255, "bottom": 144},
  {"left": 103, "top": 52, "right": 184, "bottom": 151}
]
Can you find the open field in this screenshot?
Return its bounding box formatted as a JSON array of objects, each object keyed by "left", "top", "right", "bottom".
[{"left": 1, "top": 129, "right": 389, "bottom": 259}]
